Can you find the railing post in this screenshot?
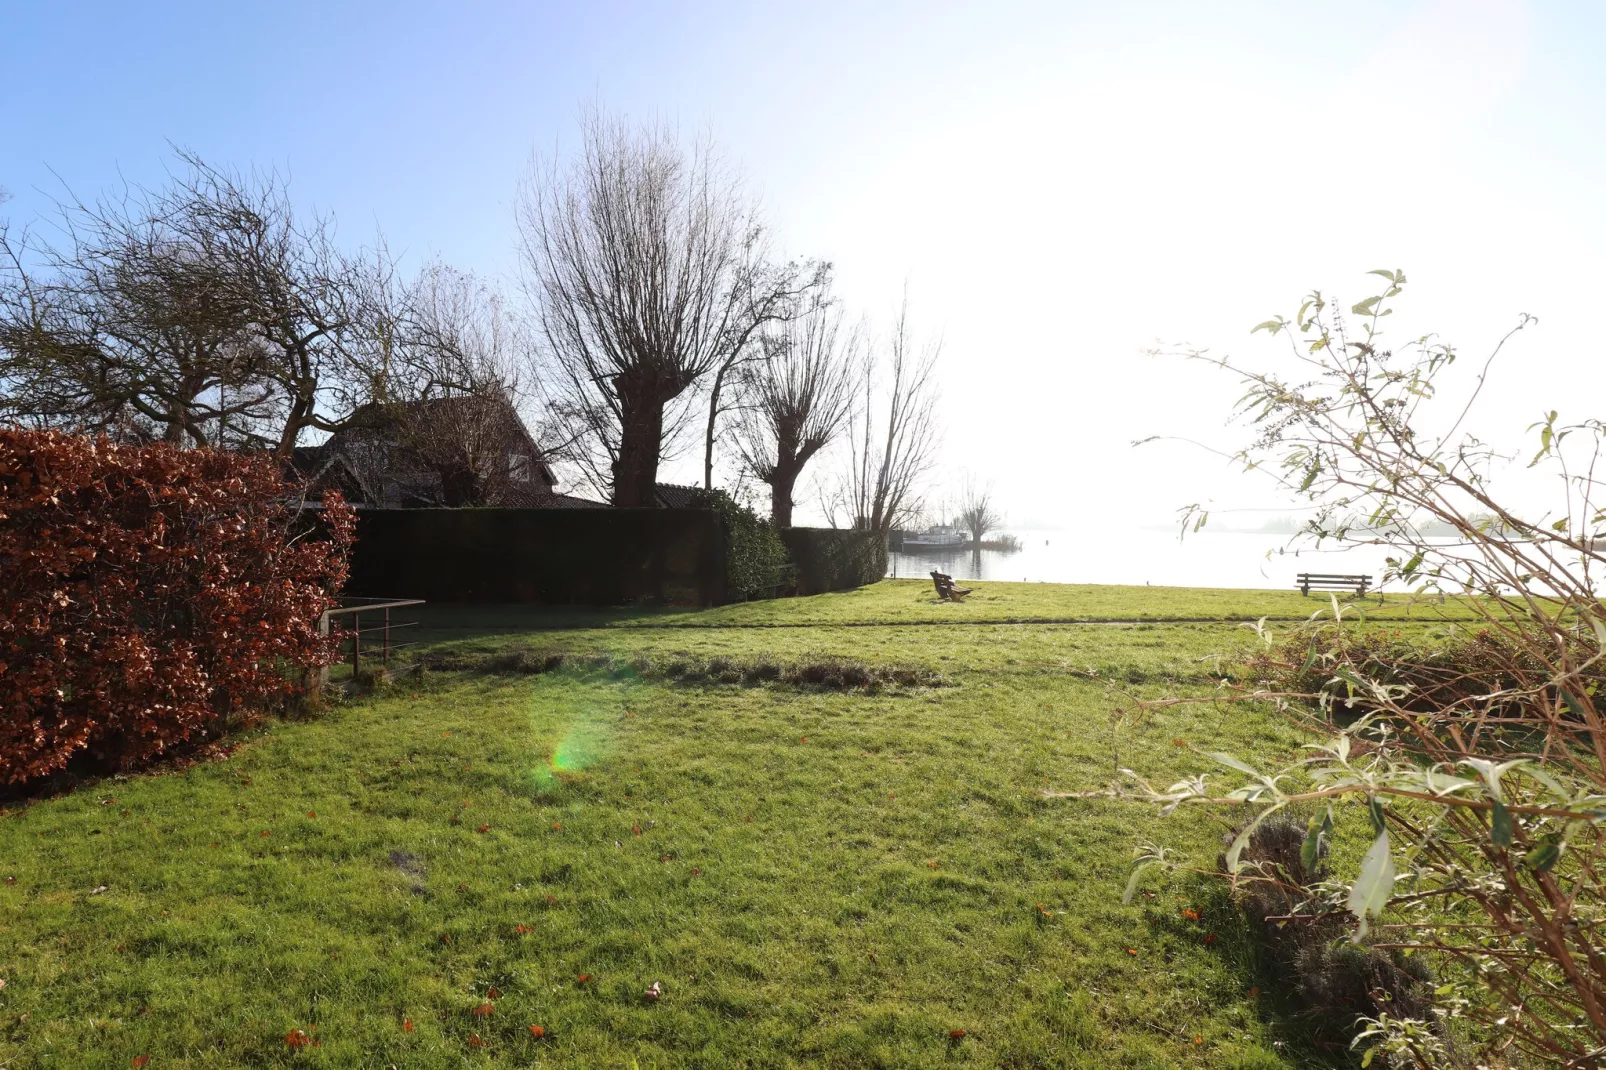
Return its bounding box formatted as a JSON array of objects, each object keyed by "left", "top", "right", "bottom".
[
  {"left": 383, "top": 605, "right": 391, "bottom": 666},
  {"left": 317, "top": 610, "right": 331, "bottom": 691},
  {"left": 352, "top": 612, "right": 361, "bottom": 678}
]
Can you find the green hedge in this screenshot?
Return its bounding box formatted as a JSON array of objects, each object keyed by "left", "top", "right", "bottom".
[
  {"left": 346, "top": 508, "right": 726, "bottom": 605},
  {"left": 687, "top": 489, "right": 790, "bottom": 600},
  {"left": 781, "top": 528, "right": 888, "bottom": 595}
]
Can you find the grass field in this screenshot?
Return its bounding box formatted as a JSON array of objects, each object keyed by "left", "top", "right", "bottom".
[{"left": 0, "top": 581, "right": 1414, "bottom": 1068}]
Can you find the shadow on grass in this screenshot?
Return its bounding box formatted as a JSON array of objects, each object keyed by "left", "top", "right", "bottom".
[{"left": 1148, "top": 874, "right": 1359, "bottom": 1068}]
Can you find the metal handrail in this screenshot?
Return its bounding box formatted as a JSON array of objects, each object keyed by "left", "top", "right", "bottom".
[{"left": 317, "top": 598, "right": 425, "bottom": 686}]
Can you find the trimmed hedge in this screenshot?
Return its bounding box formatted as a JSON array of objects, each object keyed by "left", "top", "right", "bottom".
[
  {"left": 0, "top": 431, "right": 352, "bottom": 785},
  {"left": 345, "top": 507, "right": 727, "bottom": 605},
  {"left": 781, "top": 527, "right": 888, "bottom": 594}
]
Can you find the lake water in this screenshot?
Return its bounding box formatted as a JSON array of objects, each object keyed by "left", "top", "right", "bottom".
[{"left": 887, "top": 528, "right": 1411, "bottom": 590}]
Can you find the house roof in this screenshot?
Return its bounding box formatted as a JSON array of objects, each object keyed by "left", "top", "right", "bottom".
[
  {"left": 337, "top": 396, "right": 557, "bottom": 487},
  {"left": 653, "top": 483, "right": 706, "bottom": 509}
]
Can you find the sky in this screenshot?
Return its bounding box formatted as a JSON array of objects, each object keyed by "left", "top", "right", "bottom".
[{"left": 6, "top": 0, "right": 1606, "bottom": 529}]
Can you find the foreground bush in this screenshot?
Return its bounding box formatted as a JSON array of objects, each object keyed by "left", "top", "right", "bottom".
[
  {"left": 1097, "top": 272, "right": 1606, "bottom": 1067},
  {"left": 0, "top": 430, "right": 353, "bottom": 785}
]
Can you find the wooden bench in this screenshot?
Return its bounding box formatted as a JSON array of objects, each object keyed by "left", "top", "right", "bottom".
[
  {"left": 931, "top": 570, "right": 974, "bottom": 601},
  {"left": 1297, "top": 572, "right": 1372, "bottom": 596}
]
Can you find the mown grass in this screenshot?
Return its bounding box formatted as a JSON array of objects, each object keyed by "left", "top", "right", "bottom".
[
  {"left": 394, "top": 580, "right": 1479, "bottom": 649},
  {"left": 0, "top": 582, "right": 1384, "bottom": 1068}
]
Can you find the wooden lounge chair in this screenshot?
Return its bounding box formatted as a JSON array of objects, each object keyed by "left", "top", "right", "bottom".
[{"left": 930, "top": 570, "right": 974, "bottom": 601}]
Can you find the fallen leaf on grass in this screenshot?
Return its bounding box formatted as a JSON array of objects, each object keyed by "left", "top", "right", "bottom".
[
  {"left": 551, "top": 822, "right": 562, "bottom": 831},
  {"left": 486, "top": 987, "right": 500, "bottom": 1000},
  {"left": 476, "top": 824, "right": 490, "bottom": 833},
  {"left": 576, "top": 974, "right": 592, "bottom": 983},
  {"left": 471, "top": 1002, "right": 494, "bottom": 1017},
  {"left": 644, "top": 980, "right": 663, "bottom": 1001},
  {"left": 131, "top": 1057, "right": 149, "bottom": 1068},
  {"left": 1249, "top": 986, "right": 1260, "bottom": 998},
  {"left": 545, "top": 895, "right": 557, "bottom": 905},
  {"left": 948, "top": 1029, "right": 967, "bottom": 1039},
  {"left": 632, "top": 824, "right": 642, "bottom": 837},
  {"left": 1204, "top": 933, "right": 1218, "bottom": 945},
  {"left": 1124, "top": 948, "right": 1138, "bottom": 956},
  {"left": 306, "top": 811, "right": 316, "bottom": 818},
  {"left": 514, "top": 924, "right": 533, "bottom": 934},
  {"left": 468, "top": 1034, "right": 483, "bottom": 1047},
  {"left": 259, "top": 831, "right": 270, "bottom": 838},
  {"left": 402, "top": 1018, "right": 415, "bottom": 1032},
  {"left": 285, "top": 1028, "right": 311, "bottom": 1049},
  {"left": 528, "top": 1024, "right": 546, "bottom": 1038},
  {"left": 1194, "top": 1036, "right": 1203, "bottom": 1045},
  {"left": 691, "top": 867, "right": 701, "bottom": 877},
  {"left": 1181, "top": 908, "right": 1200, "bottom": 921},
  {"left": 926, "top": 860, "right": 938, "bottom": 870}
]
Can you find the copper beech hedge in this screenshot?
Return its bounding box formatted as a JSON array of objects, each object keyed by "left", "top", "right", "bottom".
[{"left": 0, "top": 430, "right": 354, "bottom": 785}]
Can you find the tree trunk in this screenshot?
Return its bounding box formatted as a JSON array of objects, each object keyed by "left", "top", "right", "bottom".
[
  {"left": 768, "top": 456, "right": 803, "bottom": 528},
  {"left": 612, "top": 378, "right": 667, "bottom": 507}
]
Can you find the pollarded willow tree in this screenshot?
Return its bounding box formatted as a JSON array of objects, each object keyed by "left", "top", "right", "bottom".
[
  {"left": 734, "top": 287, "right": 858, "bottom": 527},
  {"left": 517, "top": 109, "right": 811, "bottom": 507},
  {"left": 1086, "top": 270, "right": 1606, "bottom": 1068},
  {"left": 955, "top": 474, "right": 1001, "bottom": 546}
]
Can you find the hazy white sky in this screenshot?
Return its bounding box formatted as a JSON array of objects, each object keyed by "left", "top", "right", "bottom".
[{"left": 7, "top": 0, "right": 1604, "bottom": 528}]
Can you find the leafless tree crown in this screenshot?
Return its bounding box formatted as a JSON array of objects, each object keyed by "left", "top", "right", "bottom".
[
  {"left": 832, "top": 299, "right": 941, "bottom": 535},
  {"left": 956, "top": 475, "right": 1001, "bottom": 544},
  {"left": 736, "top": 288, "right": 858, "bottom": 526},
  {"left": 0, "top": 152, "right": 501, "bottom": 460},
  {"left": 516, "top": 109, "right": 809, "bottom": 506}
]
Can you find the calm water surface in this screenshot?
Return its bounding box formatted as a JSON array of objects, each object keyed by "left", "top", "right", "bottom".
[{"left": 887, "top": 528, "right": 1413, "bottom": 590}]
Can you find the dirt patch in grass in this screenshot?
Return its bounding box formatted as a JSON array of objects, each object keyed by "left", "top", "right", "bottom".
[{"left": 415, "top": 647, "right": 950, "bottom": 691}]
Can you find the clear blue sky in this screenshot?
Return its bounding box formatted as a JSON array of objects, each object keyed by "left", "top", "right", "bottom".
[{"left": 7, "top": 1, "right": 1606, "bottom": 524}]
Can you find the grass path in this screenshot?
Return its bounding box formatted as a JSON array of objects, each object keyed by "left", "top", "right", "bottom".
[{"left": 0, "top": 582, "right": 1384, "bottom": 1068}]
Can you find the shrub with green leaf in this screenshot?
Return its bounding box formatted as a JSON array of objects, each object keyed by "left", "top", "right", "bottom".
[
  {"left": 690, "top": 487, "right": 790, "bottom": 600},
  {"left": 1096, "top": 271, "right": 1606, "bottom": 1067}
]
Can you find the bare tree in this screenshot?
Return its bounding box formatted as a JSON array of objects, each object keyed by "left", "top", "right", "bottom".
[
  {"left": 377, "top": 264, "right": 542, "bottom": 506},
  {"left": 700, "top": 258, "right": 828, "bottom": 491},
  {"left": 735, "top": 289, "right": 858, "bottom": 526},
  {"left": 832, "top": 299, "right": 941, "bottom": 535},
  {"left": 0, "top": 173, "right": 270, "bottom": 445},
  {"left": 0, "top": 152, "right": 448, "bottom": 459},
  {"left": 517, "top": 108, "right": 807, "bottom": 506},
  {"left": 955, "top": 475, "right": 1002, "bottom": 546}
]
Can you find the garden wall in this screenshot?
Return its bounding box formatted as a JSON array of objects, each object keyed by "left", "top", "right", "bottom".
[
  {"left": 780, "top": 528, "right": 888, "bottom": 594},
  {"left": 345, "top": 507, "right": 727, "bottom": 605}
]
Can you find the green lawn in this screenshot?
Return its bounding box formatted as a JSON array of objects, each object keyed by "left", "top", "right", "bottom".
[{"left": 0, "top": 582, "right": 1392, "bottom": 1068}]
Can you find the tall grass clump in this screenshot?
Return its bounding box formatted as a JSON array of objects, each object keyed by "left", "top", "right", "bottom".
[{"left": 1091, "top": 271, "right": 1606, "bottom": 1067}]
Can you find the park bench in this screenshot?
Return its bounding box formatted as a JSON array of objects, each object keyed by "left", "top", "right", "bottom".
[
  {"left": 930, "top": 570, "right": 974, "bottom": 601},
  {"left": 1296, "top": 572, "right": 1372, "bottom": 596}
]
